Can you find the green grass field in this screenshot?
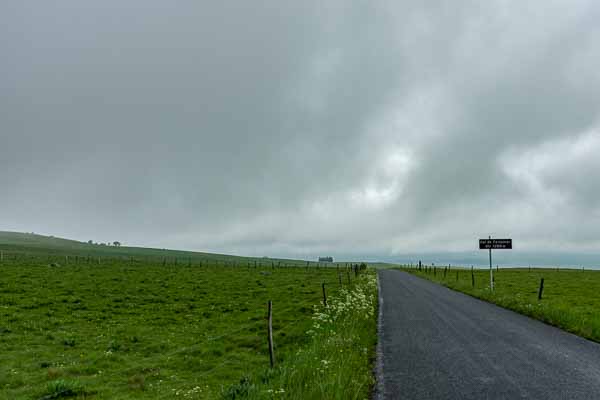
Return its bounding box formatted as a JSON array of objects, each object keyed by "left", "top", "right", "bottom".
[
  {"left": 0, "top": 232, "right": 378, "bottom": 399},
  {"left": 400, "top": 265, "right": 600, "bottom": 343}
]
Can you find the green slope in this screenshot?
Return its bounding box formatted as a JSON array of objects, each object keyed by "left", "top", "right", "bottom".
[{"left": 0, "top": 231, "right": 309, "bottom": 266}]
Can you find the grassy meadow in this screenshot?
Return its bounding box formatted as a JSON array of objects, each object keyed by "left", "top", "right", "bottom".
[
  {"left": 0, "top": 232, "right": 378, "bottom": 399},
  {"left": 399, "top": 265, "right": 600, "bottom": 343}
]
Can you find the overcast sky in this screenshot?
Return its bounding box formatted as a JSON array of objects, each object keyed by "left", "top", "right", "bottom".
[{"left": 2, "top": 1, "right": 600, "bottom": 261}]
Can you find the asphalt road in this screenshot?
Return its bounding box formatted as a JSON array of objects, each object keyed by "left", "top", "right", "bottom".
[{"left": 375, "top": 269, "right": 600, "bottom": 400}]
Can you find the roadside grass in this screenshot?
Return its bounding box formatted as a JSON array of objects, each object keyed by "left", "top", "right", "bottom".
[
  {"left": 226, "top": 270, "right": 378, "bottom": 400},
  {"left": 0, "top": 252, "right": 375, "bottom": 399},
  {"left": 399, "top": 266, "right": 600, "bottom": 343}
]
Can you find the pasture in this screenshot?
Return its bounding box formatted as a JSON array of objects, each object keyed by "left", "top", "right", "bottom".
[
  {"left": 0, "top": 235, "right": 376, "bottom": 399},
  {"left": 401, "top": 265, "right": 600, "bottom": 343}
]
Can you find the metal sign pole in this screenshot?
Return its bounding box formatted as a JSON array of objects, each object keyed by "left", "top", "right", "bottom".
[{"left": 489, "top": 235, "right": 494, "bottom": 291}]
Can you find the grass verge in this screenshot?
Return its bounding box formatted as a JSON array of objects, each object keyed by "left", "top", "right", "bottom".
[{"left": 225, "top": 270, "right": 378, "bottom": 400}]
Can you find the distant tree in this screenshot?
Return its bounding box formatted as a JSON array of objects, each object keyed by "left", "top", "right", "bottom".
[
  {"left": 87, "top": 240, "right": 93, "bottom": 245},
  {"left": 113, "top": 241, "right": 121, "bottom": 247}
]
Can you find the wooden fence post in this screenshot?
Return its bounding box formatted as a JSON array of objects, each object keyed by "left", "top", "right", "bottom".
[
  {"left": 471, "top": 266, "right": 475, "bottom": 288},
  {"left": 267, "top": 300, "right": 274, "bottom": 368},
  {"left": 322, "top": 283, "right": 327, "bottom": 307},
  {"left": 538, "top": 278, "right": 544, "bottom": 300}
]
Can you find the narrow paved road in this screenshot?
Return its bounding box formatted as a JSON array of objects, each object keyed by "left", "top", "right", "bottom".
[{"left": 376, "top": 269, "right": 600, "bottom": 399}]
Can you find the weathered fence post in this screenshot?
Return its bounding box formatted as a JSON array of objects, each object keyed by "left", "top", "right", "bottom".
[
  {"left": 538, "top": 278, "right": 544, "bottom": 300},
  {"left": 338, "top": 272, "right": 342, "bottom": 286},
  {"left": 471, "top": 266, "right": 475, "bottom": 288},
  {"left": 267, "top": 300, "right": 274, "bottom": 368},
  {"left": 322, "top": 283, "right": 327, "bottom": 307}
]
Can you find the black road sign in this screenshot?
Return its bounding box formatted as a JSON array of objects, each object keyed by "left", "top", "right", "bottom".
[{"left": 479, "top": 239, "right": 512, "bottom": 249}]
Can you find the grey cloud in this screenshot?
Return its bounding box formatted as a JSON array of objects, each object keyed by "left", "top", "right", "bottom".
[{"left": 2, "top": 1, "right": 600, "bottom": 261}]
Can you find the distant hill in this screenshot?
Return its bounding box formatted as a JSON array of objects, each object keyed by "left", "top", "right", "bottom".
[
  {"left": 0, "top": 231, "right": 88, "bottom": 248},
  {"left": 0, "top": 231, "right": 274, "bottom": 262},
  {"left": 0, "top": 231, "right": 343, "bottom": 266}
]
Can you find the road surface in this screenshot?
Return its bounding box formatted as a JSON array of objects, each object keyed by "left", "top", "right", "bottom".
[{"left": 376, "top": 269, "right": 600, "bottom": 399}]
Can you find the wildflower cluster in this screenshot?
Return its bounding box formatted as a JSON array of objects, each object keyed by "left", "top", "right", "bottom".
[
  {"left": 171, "top": 385, "right": 204, "bottom": 397},
  {"left": 307, "top": 272, "right": 377, "bottom": 336},
  {"left": 265, "top": 388, "right": 285, "bottom": 395}
]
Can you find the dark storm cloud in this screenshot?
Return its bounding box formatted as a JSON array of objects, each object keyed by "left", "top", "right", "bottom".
[{"left": 2, "top": 1, "right": 600, "bottom": 259}]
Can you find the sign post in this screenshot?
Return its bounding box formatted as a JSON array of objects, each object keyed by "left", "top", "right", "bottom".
[
  {"left": 488, "top": 236, "right": 492, "bottom": 290},
  {"left": 479, "top": 237, "right": 512, "bottom": 291}
]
